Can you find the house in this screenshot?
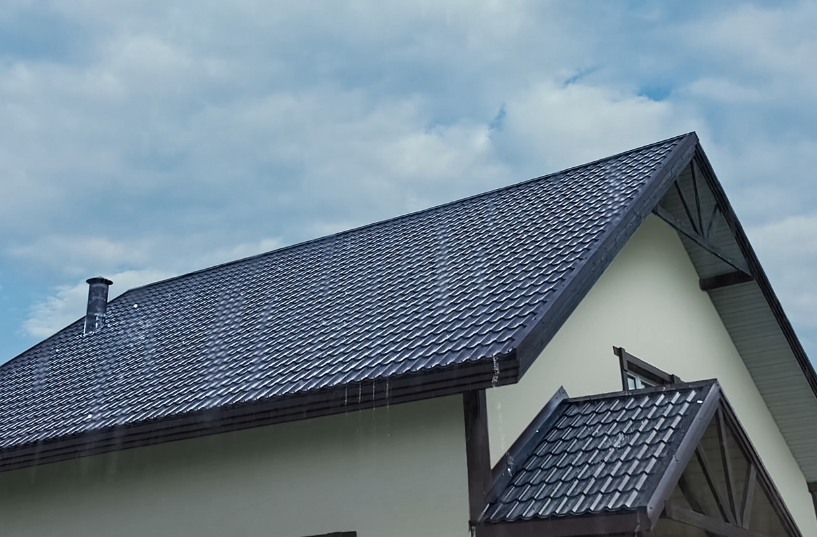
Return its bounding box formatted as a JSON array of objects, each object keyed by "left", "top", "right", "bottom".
[{"left": 1, "top": 132, "right": 816, "bottom": 536}]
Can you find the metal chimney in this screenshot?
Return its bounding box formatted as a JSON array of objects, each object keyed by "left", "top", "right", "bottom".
[{"left": 84, "top": 277, "right": 113, "bottom": 335}]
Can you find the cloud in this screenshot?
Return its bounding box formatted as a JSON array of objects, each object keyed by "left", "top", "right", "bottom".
[
  {"left": 1, "top": 0, "right": 817, "bottom": 364},
  {"left": 18, "top": 235, "right": 283, "bottom": 339},
  {"left": 747, "top": 216, "right": 817, "bottom": 331},
  {"left": 497, "top": 81, "right": 699, "bottom": 174},
  {"left": 22, "top": 269, "right": 175, "bottom": 339}
]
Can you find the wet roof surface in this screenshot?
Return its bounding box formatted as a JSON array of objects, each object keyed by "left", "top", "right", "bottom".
[
  {"left": 482, "top": 381, "right": 715, "bottom": 523},
  {"left": 0, "top": 136, "right": 686, "bottom": 449}
]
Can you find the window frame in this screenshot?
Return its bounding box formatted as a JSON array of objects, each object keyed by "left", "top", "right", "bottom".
[{"left": 614, "top": 346, "right": 681, "bottom": 391}]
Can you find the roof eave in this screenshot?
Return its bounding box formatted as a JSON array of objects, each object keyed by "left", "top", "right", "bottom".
[
  {"left": 0, "top": 351, "right": 519, "bottom": 473},
  {"left": 476, "top": 509, "right": 648, "bottom": 537}
]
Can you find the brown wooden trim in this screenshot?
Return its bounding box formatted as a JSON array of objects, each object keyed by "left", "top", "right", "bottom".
[
  {"left": 653, "top": 204, "right": 751, "bottom": 275},
  {"left": 644, "top": 381, "right": 721, "bottom": 527},
  {"left": 699, "top": 271, "right": 754, "bottom": 291},
  {"left": 464, "top": 390, "right": 491, "bottom": 528},
  {"left": 693, "top": 147, "right": 817, "bottom": 399},
  {"left": 717, "top": 397, "right": 802, "bottom": 536},
  {"left": 674, "top": 179, "right": 700, "bottom": 235},
  {"left": 478, "top": 511, "right": 644, "bottom": 537},
  {"left": 717, "top": 408, "right": 739, "bottom": 523},
  {"left": 678, "top": 475, "right": 718, "bottom": 537},
  {"left": 691, "top": 158, "right": 705, "bottom": 237},
  {"left": 664, "top": 503, "right": 766, "bottom": 537},
  {"left": 614, "top": 346, "right": 679, "bottom": 391},
  {"left": 696, "top": 443, "right": 737, "bottom": 525},
  {"left": 0, "top": 354, "right": 519, "bottom": 473},
  {"left": 512, "top": 134, "right": 699, "bottom": 378},
  {"left": 741, "top": 463, "right": 757, "bottom": 529}
]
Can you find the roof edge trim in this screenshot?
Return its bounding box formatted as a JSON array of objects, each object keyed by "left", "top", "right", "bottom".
[
  {"left": 643, "top": 381, "right": 721, "bottom": 528},
  {"left": 477, "top": 509, "right": 647, "bottom": 537},
  {"left": 484, "top": 386, "right": 569, "bottom": 509},
  {"left": 117, "top": 135, "right": 696, "bottom": 297},
  {"left": 693, "top": 147, "right": 817, "bottom": 397},
  {"left": 0, "top": 352, "right": 519, "bottom": 473},
  {"left": 512, "top": 132, "right": 699, "bottom": 377}
]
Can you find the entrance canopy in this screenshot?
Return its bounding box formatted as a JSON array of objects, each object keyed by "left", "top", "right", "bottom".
[{"left": 479, "top": 380, "right": 800, "bottom": 536}]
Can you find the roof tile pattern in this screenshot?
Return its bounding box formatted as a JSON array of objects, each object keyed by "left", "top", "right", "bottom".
[
  {"left": 0, "top": 136, "right": 685, "bottom": 448},
  {"left": 483, "top": 382, "right": 714, "bottom": 523}
]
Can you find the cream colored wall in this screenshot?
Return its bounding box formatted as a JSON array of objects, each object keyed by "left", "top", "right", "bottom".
[
  {"left": 487, "top": 215, "right": 817, "bottom": 536},
  {"left": 0, "top": 395, "right": 469, "bottom": 537}
]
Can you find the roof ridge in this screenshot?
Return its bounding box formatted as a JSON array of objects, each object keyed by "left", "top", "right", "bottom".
[{"left": 121, "top": 133, "right": 694, "bottom": 296}]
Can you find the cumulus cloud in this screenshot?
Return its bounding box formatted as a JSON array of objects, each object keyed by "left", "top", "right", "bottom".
[
  {"left": 17, "top": 233, "right": 286, "bottom": 337},
  {"left": 748, "top": 216, "right": 817, "bottom": 331},
  {"left": 22, "top": 269, "right": 175, "bottom": 339},
  {"left": 2, "top": 0, "right": 817, "bottom": 363}
]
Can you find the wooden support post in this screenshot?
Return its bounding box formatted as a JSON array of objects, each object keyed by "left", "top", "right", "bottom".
[{"left": 464, "top": 390, "right": 491, "bottom": 532}]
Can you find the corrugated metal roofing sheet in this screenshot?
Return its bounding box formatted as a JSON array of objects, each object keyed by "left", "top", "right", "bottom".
[
  {"left": 0, "top": 136, "right": 687, "bottom": 450},
  {"left": 482, "top": 381, "right": 716, "bottom": 523}
]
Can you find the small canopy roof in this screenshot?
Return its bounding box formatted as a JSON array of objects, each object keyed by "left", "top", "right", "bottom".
[{"left": 480, "top": 381, "right": 800, "bottom": 536}]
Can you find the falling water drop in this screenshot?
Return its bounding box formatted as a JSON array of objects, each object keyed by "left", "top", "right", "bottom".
[{"left": 491, "top": 356, "right": 500, "bottom": 388}]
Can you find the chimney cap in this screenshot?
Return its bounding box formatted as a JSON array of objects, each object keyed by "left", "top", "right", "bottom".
[{"left": 87, "top": 277, "right": 113, "bottom": 286}]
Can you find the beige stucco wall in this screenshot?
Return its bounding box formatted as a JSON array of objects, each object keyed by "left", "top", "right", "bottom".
[
  {"left": 0, "top": 395, "right": 470, "bottom": 537},
  {"left": 487, "top": 214, "right": 817, "bottom": 536}
]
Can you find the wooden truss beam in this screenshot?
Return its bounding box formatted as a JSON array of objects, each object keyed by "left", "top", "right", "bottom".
[
  {"left": 464, "top": 390, "right": 491, "bottom": 532},
  {"left": 664, "top": 503, "right": 767, "bottom": 537},
  {"left": 808, "top": 482, "right": 817, "bottom": 520},
  {"left": 653, "top": 205, "right": 751, "bottom": 275},
  {"left": 700, "top": 271, "right": 754, "bottom": 292}
]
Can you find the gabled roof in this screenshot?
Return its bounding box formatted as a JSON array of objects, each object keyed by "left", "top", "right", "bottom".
[
  {"left": 482, "top": 382, "right": 714, "bottom": 524},
  {"left": 1, "top": 132, "right": 815, "bottom": 475},
  {"left": 480, "top": 382, "right": 801, "bottom": 536}
]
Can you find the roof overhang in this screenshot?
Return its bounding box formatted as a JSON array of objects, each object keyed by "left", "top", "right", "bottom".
[
  {"left": 477, "top": 382, "right": 803, "bottom": 537},
  {"left": 0, "top": 353, "right": 518, "bottom": 472}
]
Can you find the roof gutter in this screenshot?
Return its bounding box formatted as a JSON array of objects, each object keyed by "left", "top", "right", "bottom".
[{"left": 0, "top": 351, "right": 519, "bottom": 473}]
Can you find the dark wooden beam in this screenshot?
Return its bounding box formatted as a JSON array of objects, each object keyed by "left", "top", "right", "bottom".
[
  {"left": 717, "top": 399, "right": 801, "bottom": 536},
  {"left": 808, "top": 482, "right": 817, "bottom": 521},
  {"left": 678, "top": 475, "right": 718, "bottom": 537},
  {"left": 664, "top": 503, "right": 767, "bottom": 537},
  {"left": 741, "top": 464, "right": 757, "bottom": 529},
  {"left": 691, "top": 161, "right": 705, "bottom": 237},
  {"left": 674, "top": 181, "right": 700, "bottom": 235},
  {"left": 696, "top": 444, "right": 738, "bottom": 525},
  {"left": 653, "top": 205, "right": 751, "bottom": 275},
  {"left": 464, "top": 390, "right": 491, "bottom": 530},
  {"left": 717, "top": 408, "right": 738, "bottom": 523},
  {"left": 477, "top": 511, "right": 643, "bottom": 537},
  {"left": 700, "top": 271, "right": 754, "bottom": 292}
]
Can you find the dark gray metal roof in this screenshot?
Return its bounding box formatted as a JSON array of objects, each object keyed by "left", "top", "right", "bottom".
[
  {"left": 0, "top": 135, "right": 693, "bottom": 452},
  {"left": 482, "top": 381, "right": 717, "bottom": 524}
]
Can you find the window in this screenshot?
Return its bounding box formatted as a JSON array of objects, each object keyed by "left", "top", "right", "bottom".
[{"left": 614, "top": 346, "right": 680, "bottom": 391}]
